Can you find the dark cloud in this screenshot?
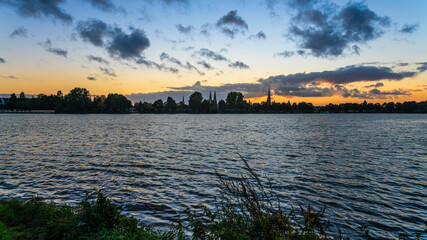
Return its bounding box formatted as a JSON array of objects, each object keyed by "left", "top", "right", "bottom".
[
  {"left": 288, "top": 1, "right": 390, "bottom": 57},
  {"left": 0, "top": 57, "right": 5, "bottom": 63},
  {"left": 87, "top": 55, "right": 109, "bottom": 65},
  {"left": 176, "top": 24, "right": 194, "bottom": 34},
  {"left": 217, "top": 10, "right": 248, "bottom": 29},
  {"left": 107, "top": 27, "right": 150, "bottom": 59},
  {"left": 38, "top": 39, "right": 68, "bottom": 58},
  {"left": 76, "top": 19, "right": 108, "bottom": 47},
  {"left": 160, "top": 52, "right": 204, "bottom": 75},
  {"left": 0, "top": 0, "right": 72, "bottom": 23},
  {"left": 200, "top": 23, "right": 211, "bottom": 37},
  {"left": 365, "top": 82, "right": 384, "bottom": 88},
  {"left": 197, "top": 61, "right": 214, "bottom": 70},
  {"left": 127, "top": 90, "right": 193, "bottom": 103},
  {"left": 262, "top": 65, "right": 415, "bottom": 86},
  {"left": 182, "top": 46, "right": 195, "bottom": 51},
  {"left": 99, "top": 67, "right": 117, "bottom": 77},
  {"left": 87, "top": 76, "right": 96, "bottom": 81},
  {"left": 135, "top": 58, "right": 179, "bottom": 74},
  {"left": 216, "top": 10, "right": 248, "bottom": 38},
  {"left": 417, "top": 62, "right": 427, "bottom": 72},
  {"left": 249, "top": 31, "right": 266, "bottom": 40},
  {"left": 196, "top": 48, "right": 228, "bottom": 61},
  {"left": 228, "top": 61, "right": 249, "bottom": 69},
  {"left": 10, "top": 27, "right": 28, "bottom": 38},
  {"left": 84, "top": 0, "right": 115, "bottom": 12},
  {"left": 399, "top": 23, "right": 419, "bottom": 34},
  {"left": 1, "top": 75, "right": 17, "bottom": 79},
  {"left": 160, "top": 0, "right": 188, "bottom": 4},
  {"left": 275, "top": 50, "right": 295, "bottom": 58},
  {"left": 170, "top": 81, "right": 262, "bottom": 98},
  {"left": 127, "top": 63, "right": 423, "bottom": 100}
]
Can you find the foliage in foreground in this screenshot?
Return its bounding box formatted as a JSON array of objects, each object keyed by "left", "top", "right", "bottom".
[{"left": 1, "top": 157, "right": 426, "bottom": 240}]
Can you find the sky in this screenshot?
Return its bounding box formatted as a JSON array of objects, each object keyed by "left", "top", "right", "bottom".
[{"left": 0, "top": 0, "right": 426, "bottom": 105}]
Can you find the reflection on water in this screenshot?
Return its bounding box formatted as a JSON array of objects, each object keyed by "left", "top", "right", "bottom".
[{"left": 0, "top": 114, "right": 426, "bottom": 238}]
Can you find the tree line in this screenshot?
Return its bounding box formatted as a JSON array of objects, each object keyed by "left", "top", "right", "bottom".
[{"left": 1, "top": 87, "right": 426, "bottom": 113}]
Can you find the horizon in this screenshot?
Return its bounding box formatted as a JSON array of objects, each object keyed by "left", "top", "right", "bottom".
[{"left": 1, "top": 0, "right": 426, "bottom": 105}]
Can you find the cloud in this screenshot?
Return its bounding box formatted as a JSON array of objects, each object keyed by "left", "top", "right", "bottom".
[
  {"left": 200, "top": 23, "right": 211, "bottom": 37},
  {"left": 10, "top": 27, "right": 28, "bottom": 38},
  {"left": 84, "top": 0, "right": 116, "bottom": 12},
  {"left": 0, "top": 57, "right": 5, "bottom": 63},
  {"left": 159, "top": 0, "right": 188, "bottom": 4},
  {"left": 262, "top": 65, "right": 416, "bottom": 86},
  {"left": 135, "top": 58, "right": 179, "bottom": 74},
  {"left": 129, "top": 62, "right": 423, "bottom": 101},
  {"left": 171, "top": 63, "right": 420, "bottom": 99},
  {"left": 216, "top": 10, "right": 248, "bottom": 38},
  {"left": 417, "top": 62, "right": 427, "bottom": 72},
  {"left": 196, "top": 48, "right": 228, "bottom": 61},
  {"left": 38, "top": 39, "right": 68, "bottom": 58},
  {"left": 364, "top": 82, "right": 384, "bottom": 88},
  {"left": 249, "top": 31, "right": 266, "bottom": 40},
  {"left": 368, "top": 88, "right": 409, "bottom": 96},
  {"left": 197, "top": 61, "right": 214, "bottom": 70},
  {"left": 1, "top": 0, "right": 72, "bottom": 23},
  {"left": 287, "top": 1, "right": 390, "bottom": 57},
  {"left": 176, "top": 24, "right": 194, "bottom": 34},
  {"left": 76, "top": 19, "right": 109, "bottom": 47},
  {"left": 228, "top": 61, "right": 249, "bottom": 69},
  {"left": 87, "top": 76, "right": 96, "bottom": 81},
  {"left": 399, "top": 23, "right": 419, "bottom": 34},
  {"left": 99, "top": 67, "right": 117, "bottom": 77},
  {"left": 107, "top": 27, "right": 150, "bottom": 59},
  {"left": 275, "top": 50, "right": 295, "bottom": 58},
  {"left": 160, "top": 52, "right": 204, "bottom": 75},
  {"left": 87, "top": 55, "right": 109, "bottom": 65},
  {"left": 127, "top": 90, "right": 193, "bottom": 103},
  {"left": 1, "top": 75, "right": 17, "bottom": 79}
]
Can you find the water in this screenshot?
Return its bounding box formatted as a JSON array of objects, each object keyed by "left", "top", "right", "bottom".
[{"left": 0, "top": 114, "right": 426, "bottom": 238}]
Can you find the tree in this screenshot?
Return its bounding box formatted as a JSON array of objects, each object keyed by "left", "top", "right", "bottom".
[
  {"left": 218, "top": 100, "right": 226, "bottom": 112},
  {"left": 5, "top": 93, "right": 17, "bottom": 110},
  {"left": 165, "top": 97, "right": 176, "bottom": 113},
  {"left": 104, "top": 94, "right": 131, "bottom": 113},
  {"left": 189, "top": 92, "right": 203, "bottom": 112},
  {"left": 153, "top": 99, "right": 164, "bottom": 113},
  {"left": 64, "top": 87, "right": 91, "bottom": 113},
  {"left": 226, "top": 92, "right": 244, "bottom": 106}
]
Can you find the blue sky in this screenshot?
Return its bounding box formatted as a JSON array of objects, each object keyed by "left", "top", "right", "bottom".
[{"left": 0, "top": 0, "right": 426, "bottom": 104}]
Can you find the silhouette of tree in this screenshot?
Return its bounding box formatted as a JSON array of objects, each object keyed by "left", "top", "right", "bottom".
[
  {"left": 104, "top": 93, "right": 132, "bottom": 113},
  {"left": 189, "top": 92, "right": 203, "bottom": 112},
  {"left": 166, "top": 97, "right": 177, "bottom": 113},
  {"left": 153, "top": 99, "right": 164, "bottom": 113},
  {"left": 64, "top": 87, "right": 91, "bottom": 113}
]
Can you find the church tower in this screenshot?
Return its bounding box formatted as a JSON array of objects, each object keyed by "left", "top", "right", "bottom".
[
  {"left": 213, "top": 91, "right": 217, "bottom": 105},
  {"left": 209, "top": 91, "right": 212, "bottom": 102},
  {"left": 267, "top": 86, "right": 271, "bottom": 105}
]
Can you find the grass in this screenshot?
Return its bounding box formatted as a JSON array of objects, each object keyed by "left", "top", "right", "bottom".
[{"left": 0, "top": 156, "right": 425, "bottom": 240}]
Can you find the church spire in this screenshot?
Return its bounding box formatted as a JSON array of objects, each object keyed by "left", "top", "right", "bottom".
[
  {"left": 213, "top": 91, "right": 217, "bottom": 104},
  {"left": 267, "top": 86, "right": 271, "bottom": 105},
  {"left": 209, "top": 91, "right": 212, "bottom": 102}
]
